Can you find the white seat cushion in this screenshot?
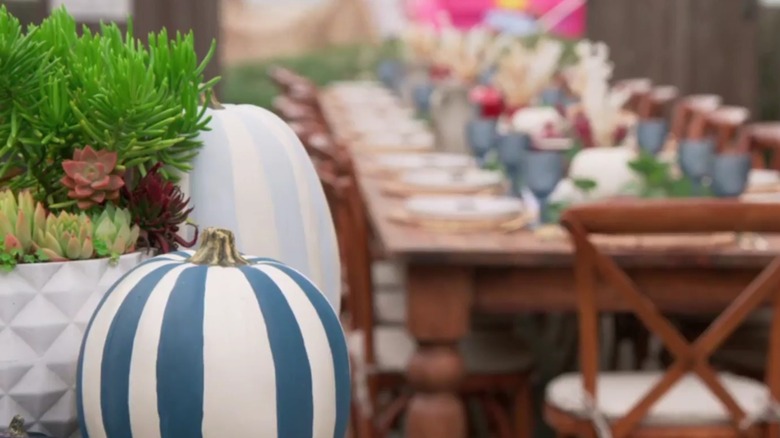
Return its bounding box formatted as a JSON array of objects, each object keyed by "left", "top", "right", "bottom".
[
  {"left": 349, "top": 327, "right": 532, "bottom": 374},
  {"left": 374, "top": 290, "right": 406, "bottom": 325},
  {"left": 546, "top": 371, "right": 769, "bottom": 426},
  {"left": 372, "top": 261, "right": 404, "bottom": 288}
]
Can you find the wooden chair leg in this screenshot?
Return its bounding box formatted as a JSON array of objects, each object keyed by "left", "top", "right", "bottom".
[
  {"left": 351, "top": 399, "right": 375, "bottom": 438},
  {"left": 481, "top": 394, "right": 513, "bottom": 438},
  {"left": 513, "top": 380, "right": 534, "bottom": 438},
  {"left": 375, "top": 393, "right": 411, "bottom": 437}
]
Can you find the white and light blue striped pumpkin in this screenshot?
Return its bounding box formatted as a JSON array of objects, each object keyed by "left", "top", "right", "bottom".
[
  {"left": 184, "top": 104, "right": 341, "bottom": 312},
  {"left": 75, "top": 233, "right": 350, "bottom": 438}
]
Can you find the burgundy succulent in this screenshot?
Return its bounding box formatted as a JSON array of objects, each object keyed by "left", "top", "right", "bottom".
[
  {"left": 61, "top": 146, "right": 125, "bottom": 209},
  {"left": 123, "top": 164, "right": 197, "bottom": 254}
]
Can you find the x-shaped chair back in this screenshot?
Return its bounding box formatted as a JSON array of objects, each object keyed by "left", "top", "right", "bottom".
[{"left": 561, "top": 199, "right": 780, "bottom": 438}]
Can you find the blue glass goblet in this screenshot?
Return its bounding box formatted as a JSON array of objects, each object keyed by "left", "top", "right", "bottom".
[
  {"left": 711, "top": 153, "right": 751, "bottom": 197},
  {"left": 466, "top": 117, "right": 498, "bottom": 166},
  {"left": 524, "top": 150, "right": 565, "bottom": 224},
  {"left": 376, "top": 59, "right": 404, "bottom": 93},
  {"left": 496, "top": 132, "right": 531, "bottom": 196},
  {"left": 636, "top": 118, "right": 669, "bottom": 156},
  {"left": 412, "top": 82, "right": 434, "bottom": 114},
  {"left": 478, "top": 66, "right": 497, "bottom": 86},
  {"left": 678, "top": 138, "right": 715, "bottom": 195},
  {"left": 540, "top": 87, "right": 565, "bottom": 107}
]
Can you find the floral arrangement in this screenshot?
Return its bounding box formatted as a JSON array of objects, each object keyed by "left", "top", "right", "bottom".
[
  {"left": 563, "top": 40, "right": 611, "bottom": 99},
  {"left": 0, "top": 7, "right": 216, "bottom": 270},
  {"left": 563, "top": 40, "right": 634, "bottom": 148},
  {"left": 401, "top": 23, "right": 439, "bottom": 66},
  {"left": 493, "top": 38, "right": 564, "bottom": 114}
]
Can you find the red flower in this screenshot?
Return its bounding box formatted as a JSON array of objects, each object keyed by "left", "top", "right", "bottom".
[{"left": 469, "top": 86, "right": 504, "bottom": 118}]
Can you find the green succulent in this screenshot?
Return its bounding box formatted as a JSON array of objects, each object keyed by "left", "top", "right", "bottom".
[
  {"left": 0, "top": 6, "right": 218, "bottom": 205},
  {"left": 92, "top": 204, "right": 140, "bottom": 259},
  {"left": 34, "top": 211, "right": 94, "bottom": 261},
  {"left": 0, "top": 190, "right": 46, "bottom": 254}
]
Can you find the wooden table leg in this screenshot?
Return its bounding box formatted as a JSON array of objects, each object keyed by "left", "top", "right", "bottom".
[{"left": 404, "top": 266, "right": 473, "bottom": 438}]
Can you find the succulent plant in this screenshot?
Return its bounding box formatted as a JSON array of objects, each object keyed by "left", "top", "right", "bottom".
[
  {"left": 61, "top": 146, "right": 125, "bottom": 210},
  {"left": 0, "top": 190, "right": 46, "bottom": 254},
  {"left": 34, "top": 211, "right": 94, "bottom": 261},
  {"left": 92, "top": 204, "right": 140, "bottom": 257},
  {"left": 124, "top": 164, "right": 197, "bottom": 254}
]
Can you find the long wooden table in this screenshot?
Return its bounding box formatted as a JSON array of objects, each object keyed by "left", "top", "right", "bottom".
[{"left": 320, "top": 91, "right": 780, "bottom": 438}]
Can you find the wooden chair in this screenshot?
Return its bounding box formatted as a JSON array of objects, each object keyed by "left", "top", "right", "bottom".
[
  {"left": 737, "top": 123, "right": 780, "bottom": 170},
  {"left": 547, "top": 199, "right": 780, "bottom": 438},
  {"left": 314, "top": 140, "right": 534, "bottom": 438},
  {"left": 272, "top": 95, "right": 323, "bottom": 123},
  {"left": 635, "top": 86, "right": 679, "bottom": 120},
  {"left": 672, "top": 94, "right": 722, "bottom": 140},
  {"left": 615, "top": 78, "right": 653, "bottom": 115},
  {"left": 704, "top": 106, "right": 751, "bottom": 152},
  {"left": 301, "top": 130, "right": 407, "bottom": 326},
  {"left": 267, "top": 65, "right": 315, "bottom": 94}
]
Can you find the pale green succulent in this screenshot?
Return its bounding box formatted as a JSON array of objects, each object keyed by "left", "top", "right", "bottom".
[
  {"left": 34, "top": 211, "right": 94, "bottom": 261},
  {"left": 92, "top": 204, "right": 140, "bottom": 258},
  {"left": 0, "top": 190, "right": 47, "bottom": 254}
]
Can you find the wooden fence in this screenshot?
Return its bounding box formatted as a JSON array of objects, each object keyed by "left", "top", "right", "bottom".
[{"left": 587, "top": 0, "right": 760, "bottom": 114}]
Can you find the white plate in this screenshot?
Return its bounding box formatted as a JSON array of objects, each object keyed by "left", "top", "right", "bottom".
[
  {"left": 405, "top": 195, "right": 524, "bottom": 222},
  {"left": 401, "top": 169, "right": 504, "bottom": 190},
  {"left": 742, "top": 192, "right": 780, "bottom": 204},
  {"left": 748, "top": 169, "right": 780, "bottom": 189},
  {"left": 351, "top": 119, "right": 426, "bottom": 134},
  {"left": 375, "top": 153, "right": 476, "bottom": 170}
]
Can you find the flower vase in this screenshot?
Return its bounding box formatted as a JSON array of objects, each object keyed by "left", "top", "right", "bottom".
[
  {"left": 0, "top": 253, "right": 147, "bottom": 438},
  {"left": 568, "top": 145, "right": 641, "bottom": 199},
  {"left": 430, "top": 81, "right": 473, "bottom": 155},
  {"left": 376, "top": 59, "right": 405, "bottom": 94}
]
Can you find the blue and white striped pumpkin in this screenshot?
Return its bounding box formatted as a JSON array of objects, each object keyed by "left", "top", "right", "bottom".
[
  {"left": 76, "top": 231, "right": 350, "bottom": 438},
  {"left": 185, "top": 104, "right": 341, "bottom": 312}
]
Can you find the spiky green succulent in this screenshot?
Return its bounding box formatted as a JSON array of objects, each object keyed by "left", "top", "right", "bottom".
[
  {"left": 0, "top": 190, "right": 46, "bottom": 254},
  {"left": 92, "top": 204, "right": 140, "bottom": 259},
  {"left": 34, "top": 211, "right": 94, "bottom": 261}
]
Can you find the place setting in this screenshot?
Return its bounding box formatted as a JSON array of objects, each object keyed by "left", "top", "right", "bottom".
[{"left": 388, "top": 194, "right": 533, "bottom": 234}]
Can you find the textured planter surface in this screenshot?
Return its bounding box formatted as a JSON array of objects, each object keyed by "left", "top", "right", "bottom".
[{"left": 0, "top": 253, "right": 145, "bottom": 438}]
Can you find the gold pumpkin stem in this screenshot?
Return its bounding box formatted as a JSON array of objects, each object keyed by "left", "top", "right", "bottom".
[
  {"left": 8, "top": 415, "right": 28, "bottom": 438},
  {"left": 187, "top": 228, "right": 250, "bottom": 267}
]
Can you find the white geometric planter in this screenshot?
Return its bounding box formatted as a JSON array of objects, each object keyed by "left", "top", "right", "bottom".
[{"left": 0, "top": 253, "right": 146, "bottom": 438}]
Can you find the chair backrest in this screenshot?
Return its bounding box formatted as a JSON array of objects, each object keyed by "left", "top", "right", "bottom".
[
  {"left": 672, "top": 94, "right": 722, "bottom": 140},
  {"left": 561, "top": 199, "right": 780, "bottom": 437},
  {"left": 317, "top": 169, "right": 353, "bottom": 322},
  {"left": 309, "top": 133, "right": 379, "bottom": 365},
  {"left": 704, "top": 106, "right": 750, "bottom": 153},
  {"left": 267, "top": 65, "right": 314, "bottom": 93},
  {"left": 739, "top": 123, "right": 780, "bottom": 170},
  {"left": 635, "top": 85, "right": 679, "bottom": 120}
]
